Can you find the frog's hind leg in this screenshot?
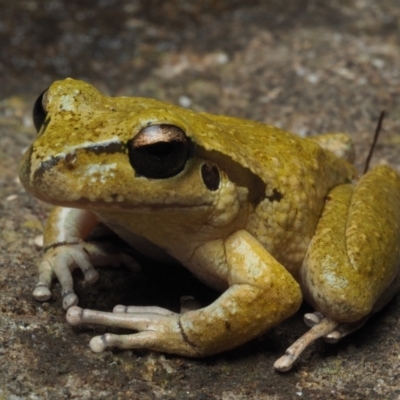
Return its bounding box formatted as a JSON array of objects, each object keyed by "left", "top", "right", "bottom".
[
  {"left": 276, "top": 165, "right": 400, "bottom": 371},
  {"left": 301, "top": 165, "right": 400, "bottom": 323},
  {"left": 305, "top": 267, "right": 400, "bottom": 344},
  {"left": 275, "top": 261, "right": 400, "bottom": 372}
]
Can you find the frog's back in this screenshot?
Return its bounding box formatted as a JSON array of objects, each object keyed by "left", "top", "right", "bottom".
[
  {"left": 194, "top": 112, "right": 357, "bottom": 275},
  {"left": 196, "top": 112, "right": 354, "bottom": 187}
]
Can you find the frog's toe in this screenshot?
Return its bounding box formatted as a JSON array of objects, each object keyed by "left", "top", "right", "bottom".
[
  {"left": 304, "top": 312, "right": 323, "bottom": 327},
  {"left": 63, "top": 292, "right": 79, "bottom": 309},
  {"left": 304, "top": 312, "right": 369, "bottom": 343},
  {"left": 112, "top": 298, "right": 201, "bottom": 315},
  {"left": 81, "top": 266, "right": 99, "bottom": 284},
  {"left": 113, "top": 304, "right": 176, "bottom": 316},
  {"left": 66, "top": 306, "right": 159, "bottom": 330},
  {"left": 83, "top": 242, "right": 141, "bottom": 273},
  {"left": 33, "top": 260, "right": 55, "bottom": 301},
  {"left": 33, "top": 285, "right": 52, "bottom": 301},
  {"left": 323, "top": 318, "right": 368, "bottom": 343},
  {"left": 323, "top": 331, "right": 341, "bottom": 343},
  {"left": 66, "top": 306, "right": 199, "bottom": 356},
  {"left": 66, "top": 246, "right": 99, "bottom": 283},
  {"left": 274, "top": 317, "right": 339, "bottom": 372},
  {"left": 66, "top": 306, "right": 81, "bottom": 325},
  {"left": 90, "top": 335, "right": 108, "bottom": 352},
  {"left": 89, "top": 332, "right": 158, "bottom": 353}
]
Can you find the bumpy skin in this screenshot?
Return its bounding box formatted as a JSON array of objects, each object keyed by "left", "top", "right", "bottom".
[
  {"left": 301, "top": 166, "right": 400, "bottom": 321},
  {"left": 19, "top": 79, "right": 400, "bottom": 369}
]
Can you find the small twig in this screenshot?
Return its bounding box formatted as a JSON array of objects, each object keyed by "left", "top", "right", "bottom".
[{"left": 363, "top": 111, "right": 385, "bottom": 174}]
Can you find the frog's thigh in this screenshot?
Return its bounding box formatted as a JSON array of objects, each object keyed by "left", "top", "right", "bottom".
[
  {"left": 67, "top": 230, "right": 302, "bottom": 356},
  {"left": 301, "top": 165, "right": 400, "bottom": 323}
]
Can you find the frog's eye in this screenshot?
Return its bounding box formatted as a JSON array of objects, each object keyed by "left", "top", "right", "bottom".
[
  {"left": 128, "top": 124, "right": 191, "bottom": 179},
  {"left": 33, "top": 89, "right": 48, "bottom": 133}
]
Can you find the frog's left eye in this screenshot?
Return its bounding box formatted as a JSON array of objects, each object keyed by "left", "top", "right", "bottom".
[
  {"left": 33, "top": 89, "right": 48, "bottom": 133},
  {"left": 128, "top": 124, "right": 191, "bottom": 179}
]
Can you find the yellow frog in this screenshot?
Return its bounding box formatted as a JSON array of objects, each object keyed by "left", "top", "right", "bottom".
[{"left": 19, "top": 78, "right": 400, "bottom": 371}]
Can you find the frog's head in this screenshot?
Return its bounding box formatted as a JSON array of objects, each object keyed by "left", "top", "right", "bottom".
[{"left": 19, "top": 79, "right": 265, "bottom": 228}]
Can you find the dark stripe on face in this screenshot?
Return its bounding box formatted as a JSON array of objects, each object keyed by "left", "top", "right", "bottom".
[
  {"left": 83, "top": 141, "right": 127, "bottom": 155},
  {"left": 32, "top": 141, "right": 127, "bottom": 183},
  {"left": 33, "top": 155, "right": 62, "bottom": 183}
]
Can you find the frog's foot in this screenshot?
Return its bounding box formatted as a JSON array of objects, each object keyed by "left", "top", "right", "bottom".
[
  {"left": 67, "top": 298, "right": 202, "bottom": 353},
  {"left": 304, "top": 312, "right": 368, "bottom": 343},
  {"left": 33, "top": 242, "right": 140, "bottom": 310},
  {"left": 274, "top": 316, "right": 339, "bottom": 372},
  {"left": 66, "top": 305, "right": 200, "bottom": 356}
]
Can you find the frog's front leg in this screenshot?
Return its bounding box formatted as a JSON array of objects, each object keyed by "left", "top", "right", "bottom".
[
  {"left": 34, "top": 207, "right": 139, "bottom": 309},
  {"left": 275, "top": 165, "right": 400, "bottom": 371},
  {"left": 66, "top": 229, "right": 302, "bottom": 357}
]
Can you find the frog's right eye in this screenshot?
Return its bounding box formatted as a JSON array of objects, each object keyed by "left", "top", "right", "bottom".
[{"left": 33, "top": 89, "right": 48, "bottom": 133}]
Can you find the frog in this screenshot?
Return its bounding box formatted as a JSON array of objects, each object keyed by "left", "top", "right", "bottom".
[{"left": 19, "top": 78, "right": 400, "bottom": 371}]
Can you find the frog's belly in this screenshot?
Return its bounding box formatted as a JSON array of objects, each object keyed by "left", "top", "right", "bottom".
[
  {"left": 98, "top": 218, "right": 177, "bottom": 264},
  {"left": 100, "top": 220, "right": 227, "bottom": 291}
]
